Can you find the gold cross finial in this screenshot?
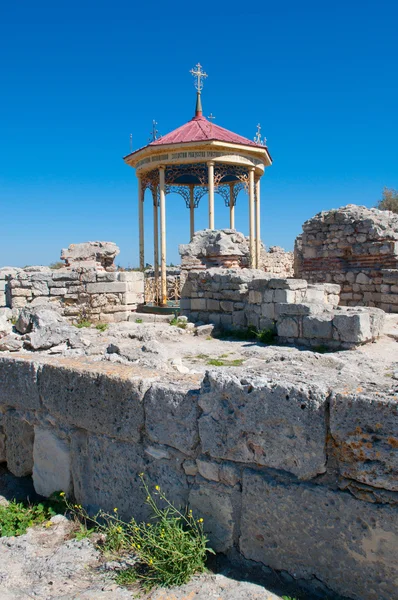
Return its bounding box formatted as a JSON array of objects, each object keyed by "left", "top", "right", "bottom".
[
  {"left": 190, "top": 63, "right": 208, "bottom": 93},
  {"left": 254, "top": 123, "right": 266, "bottom": 146}
]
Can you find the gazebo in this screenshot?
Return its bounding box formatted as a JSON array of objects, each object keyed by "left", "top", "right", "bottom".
[{"left": 123, "top": 64, "right": 272, "bottom": 305}]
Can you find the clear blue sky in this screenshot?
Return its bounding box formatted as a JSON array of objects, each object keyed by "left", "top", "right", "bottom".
[{"left": 1, "top": 0, "right": 397, "bottom": 267}]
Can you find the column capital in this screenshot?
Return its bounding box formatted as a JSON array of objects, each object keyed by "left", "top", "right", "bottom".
[
  {"left": 248, "top": 166, "right": 255, "bottom": 172},
  {"left": 207, "top": 160, "right": 215, "bottom": 167},
  {"left": 158, "top": 165, "right": 166, "bottom": 171}
]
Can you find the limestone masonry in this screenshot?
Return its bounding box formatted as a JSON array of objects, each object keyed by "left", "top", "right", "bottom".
[
  {"left": 295, "top": 204, "right": 398, "bottom": 313},
  {"left": 0, "top": 342, "right": 397, "bottom": 600},
  {"left": 181, "top": 268, "right": 384, "bottom": 350}
]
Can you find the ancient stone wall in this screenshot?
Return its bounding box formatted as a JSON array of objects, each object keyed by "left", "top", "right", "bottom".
[
  {"left": 2, "top": 267, "right": 144, "bottom": 323},
  {"left": 180, "top": 269, "right": 384, "bottom": 349},
  {"left": 0, "top": 354, "right": 397, "bottom": 600},
  {"left": 180, "top": 229, "right": 294, "bottom": 276},
  {"left": 295, "top": 205, "right": 398, "bottom": 313}
]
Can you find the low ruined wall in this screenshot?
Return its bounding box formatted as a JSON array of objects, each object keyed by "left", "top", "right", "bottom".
[
  {"left": 295, "top": 205, "right": 398, "bottom": 313},
  {"left": 0, "top": 354, "right": 397, "bottom": 600},
  {"left": 181, "top": 269, "right": 384, "bottom": 349},
  {"left": 2, "top": 267, "right": 144, "bottom": 323}
]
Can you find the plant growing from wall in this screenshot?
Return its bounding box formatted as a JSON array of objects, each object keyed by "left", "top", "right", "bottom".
[{"left": 58, "top": 474, "right": 214, "bottom": 589}]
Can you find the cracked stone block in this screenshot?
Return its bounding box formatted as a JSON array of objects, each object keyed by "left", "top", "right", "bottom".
[
  {"left": 33, "top": 427, "right": 72, "bottom": 497},
  {"left": 144, "top": 381, "right": 200, "bottom": 456},
  {"left": 240, "top": 470, "right": 398, "bottom": 600},
  {"left": 330, "top": 393, "right": 398, "bottom": 491},
  {"left": 276, "top": 316, "right": 299, "bottom": 338},
  {"left": 332, "top": 311, "right": 372, "bottom": 343},
  {"left": 39, "top": 364, "right": 149, "bottom": 441},
  {"left": 198, "top": 371, "right": 328, "bottom": 479},
  {"left": 302, "top": 314, "right": 333, "bottom": 339},
  {"left": 4, "top": 411, "right": 34, "bottom": 476},
  {"left": 0, "top": 357, "right": 41, "bottom": 411}
]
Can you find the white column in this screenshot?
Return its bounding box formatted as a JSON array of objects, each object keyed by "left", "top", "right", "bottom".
[
  {"left": 255, "top": 178, "right": 261, "bottom": 269},
  {"left": 248, "top": 168, "right": 255, "bottom": 268},
  {"left": 189, "top": 185, "right": 195, "bottom": 240},
  {"left": 159, "top": 166, "right": 167, "bottom": 306},
  {"left": 138, "top": 176, "right": 144, "bottom": 270},
  {"left": 152, "top": 186, "right": 159, "bottom": 304},
  {"left": 229, "top": 183, "right": 235, "bottom": 229},
  {"left": 208, "top": 161, "right": 215, "bottom": 229}
]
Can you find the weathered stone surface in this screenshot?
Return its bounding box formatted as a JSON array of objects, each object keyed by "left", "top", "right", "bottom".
[
  {"left": 0, "top": 357, "right": 41, "bottom": 410},
  {"left": 198, "top": 371, "right": 328, "bottom": 479},
  {"left": 27, "top": 324, "right": 82, "bottom": 351},
  {"left": 4, "top": 411, "right": 34, "bottom": 476},
  {"left": 71, "top": 431, "right": 187, "bottom": 521},
  {"left": 302, "top": 314, "right": 333, "bottom": 339},
  {"left": 33, "top": 427, "right": 72, "bottom": 497},
  {"left": 188, "top": 480, "right": 237, "bottom": 552},
  {"left": 332, "top": 310, "right": 372, "bottom": 343},
  {"left": 240, "top": 470, "right": 398, "bottom": 600},
  {"left": 39, "top": 364, "right": 148, "bottom": 441},
  {"left": 61, "top": 241, "right": 120, "bottom": 269},
  {"left": 330, "top": 393, "right": 398, "bottom": 491},
  {"left": 0, "top": 313, "right": 12, "bottom": 339},
  {"left": 15, "top": 306, "right": 64, "bottom": 334},
  {"left": 144, "top": 381, "right": 200, "bottom": 456},
  {"left": 0, "top": 334, "right": 23, "bottom": 352}
]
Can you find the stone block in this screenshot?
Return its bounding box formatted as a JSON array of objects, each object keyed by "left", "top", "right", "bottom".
[
  {"left": 52, "top": 271, "right": 80, "bottom": 281},
  {"left": 268, "top": 278, "right": 307, "bottom": 290},
  {"left": 276, "top": 316, "right": 299, "bottom": 338},
  {"left": 248, "top": 290, "right": 262, "bottom": 304},
  {"left": 39, "top": 364, "right": 149, "bottom": 441},
  {"left": 220, "top": 314, "right": 233, "bottom": 328},
  {"left": 302, "top": 315, "right": 333, "bottom": 339},
  {"left": 86, "top": 282, "right": 126, "bottom": 294},
  {"left": 191, "top": 298, "right": 206, "bottom": 311},
  {"left": 0, "top": 357, "right": 41, "bottom": 410},
  {"left": 262, "top": 289, "right": 274, "bottom": 303},
  {"left": 50, "top": 287, "right": 67, "bottom": 295},
  {"left": 220, "top": 300, "right": 234, "bottom": 312},
  {"left": 240, "top": 470, "right": 398, "bottom": 600},
  {"left": 196, "top": 459, "right": 219, "bottom": 482},
  {"left": 71, "top": 431, "right": 187, "bottom": 521},
  {"left": 31, "top": 281, "right": 49, "bottom": 296},
  {"left": 11, "top": 288, "right": 32, "bottom": 297},
  {"left": 118, "top": 271, "right": 144, "bottom": 282},
  {"left": 275, "top": 302, "right": 326, "bottom": 317},
  {"left": 33, "top": 427, "right": 72, "bottom": 497},
  {"left": 332, "top": 311, "right": 371, "bottom": 343},
  {"left": 274, "top": 289, "right": 296, "bottom": 303},
  {"left": 232, "top": 310, "right": 246, "bottom": 328},
  {"left": 261, "top": 302, "right": 275, "bottom": 319},
  {"left": 207, "top": 299, "right": 220, "bottom": 311},
  {"left": 330, "top": 393, "right": 398, "bottom": 491},
  {"left": 198, "top": 371, "right": 328, "bottom": 479},
  {"left": 381, "top": 293, "right": 398, "bottom": 304},
  {"left": 4, "top": 410, "right": 34, "bottom": 476},
  {"left": 188, "top": 481, "right": 236, "bottom": 552},
  {"left": 144, "top": 382, "right": 199, "bottom": 456}
]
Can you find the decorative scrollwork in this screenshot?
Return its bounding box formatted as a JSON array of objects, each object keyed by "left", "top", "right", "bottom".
[
  {"left": 165, "top": 163, "right": 208, "bottom": 186},
  {"left": 194, "top": 186, "right": 208, "bottom": 207},
  {"left": 144, "top": 274, "right": 181, "bottom": 304},
  {"left": 215, "top": 182, "right": 245, "bottom": 207}
]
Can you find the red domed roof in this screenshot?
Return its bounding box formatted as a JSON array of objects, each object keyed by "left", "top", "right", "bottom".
[{"left": 149, "top": 115, "right": 264, "bottom": 148}]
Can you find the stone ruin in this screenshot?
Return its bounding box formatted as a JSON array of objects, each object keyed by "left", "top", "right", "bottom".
[
  {"left": 0, "top": 242, "right": 144, "bottom": 324},
  {"left": 60, "top": 241, "right": 120, "bottom": 271},
  {"left": 180, "top": 229, "right": 294, "bottom": 276},
  {"left": 295, "top": 204, "right": 398, "bottom": 313}
]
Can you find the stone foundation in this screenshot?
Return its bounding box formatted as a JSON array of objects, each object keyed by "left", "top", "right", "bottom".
[
  {"left": 180, "top": 269, "right": 384, "bottom": 349},
  {"left": 0, "top": 353, "right": 397, "bottom": 600},
  {"left": 295, "top": 204, "right": 398, "bottom": 312}
]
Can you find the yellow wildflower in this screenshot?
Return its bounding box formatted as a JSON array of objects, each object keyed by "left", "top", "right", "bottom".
[
  {"left": 59, "top": 492, "right": 65, "bottom": 497},
  {"left": 113, "top": 507, "right": 118, "bottom": 513},
  {"left": 198, "top": 518, "right": 204, "bottom": 523},
  {"left": 155, "top": 485, "right": 160, "bottom": 491}
]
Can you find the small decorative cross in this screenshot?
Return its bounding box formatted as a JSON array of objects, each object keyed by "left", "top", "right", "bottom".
[
  {"left": 208, "top": 113, "right": 216, "bottom": 122},
  {"left": 254, "top": 123, "right": 267, "bottom": 146},
  {"left": 190, "top": 63, "right": 208, "bottom": 92}
]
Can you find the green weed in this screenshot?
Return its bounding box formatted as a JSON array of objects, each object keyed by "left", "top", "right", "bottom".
[
  {"left": 135, "top": 318, "right": 143, "bottom": 324},
  {"left": 0, "top": 497, "right": 65, "bottom": 537},
  {"left": 75, "top": 319, "right": 92, "bottom": 329},
  {"left": 60, "top": 475, "right": 214, "bottom": 590},
  {"left": 206, "top": 358, "right": 244, "bottom": 367},
  {"left": 95, "top": 323, "right": 109, "bottom": 333}
]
